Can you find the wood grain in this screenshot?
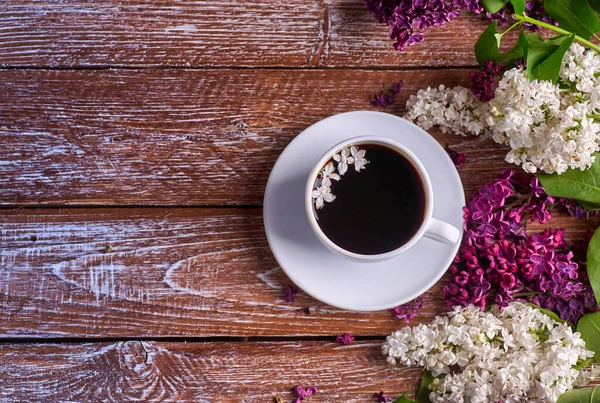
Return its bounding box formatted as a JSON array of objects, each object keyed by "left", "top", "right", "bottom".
[
  {"left": 0, "top": 68, "right": 514, "bottom": 206},
  {"left": 0, "top": 207, "right": 442, "bottom": 337},
  {"left": 0, "top": 340, "right": 421, "bottom": 402},
  {"left": 0, "top": 1, "right": 485, "bottom": 68},
  {"left": 1, "top": 207, "right": 597, "bottom": 338}
]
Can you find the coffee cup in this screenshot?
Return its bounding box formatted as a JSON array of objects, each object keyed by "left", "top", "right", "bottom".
[{"left": 305, "top": 136, "right": 461, "bottom": 262}]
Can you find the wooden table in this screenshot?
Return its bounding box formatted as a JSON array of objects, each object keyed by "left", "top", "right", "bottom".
[{"left": 1, "top": 2, "right": 598, "bottom": 402}]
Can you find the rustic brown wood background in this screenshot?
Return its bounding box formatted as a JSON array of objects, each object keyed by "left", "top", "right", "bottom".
[{"left": 1, "top": 1, "right": 598, "bottom": 402}]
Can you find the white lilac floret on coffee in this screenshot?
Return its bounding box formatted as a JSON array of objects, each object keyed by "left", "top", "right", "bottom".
[
  {"left": 311, "top": 146, "right": 368, "bottom": 209},
  {"left": 382, "top": 303, "right": 596, "bottom": 403}
]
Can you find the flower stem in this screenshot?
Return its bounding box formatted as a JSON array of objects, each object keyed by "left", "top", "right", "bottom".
[
  {"left": 513, "top": 14, "right": 600, "bottom": 53},
  {"left": 501, "top": 21, "right": 522, "bottom": 36}
]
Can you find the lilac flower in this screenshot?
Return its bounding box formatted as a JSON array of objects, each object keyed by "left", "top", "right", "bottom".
[
  {"left": 529, "top": 178, "right": 545, "bottom": 197},
  {"left": 371, "top": 80, "right": 403, "bottom": 107},
  {"left": 365, "top": 0, "right": 554, "bottom": 51},
  {"left": 443, "top": 170, "right": 599, "bottom": 322},
  {"left": 292, "top": 385, "right": 317, "bottom": 403},
  {"left": 373, "top": 391, "right": 392, "bottom": 403},
  {"left": 393, "top": 295, "right": 424, "bottom": 323},
  {"left": 336, "top": 333, "right": 355, "bottom": 345},
  {"left": 530, "top": 251, "right": 555, "bottom": 275},
  {"left": 556, "top": 260, "right": 578, "bottom": 280},
  {"left": 559, "top": 198, "right": 596, "bottom": 218},
  {"left": 445, "top": 144, "right": 467, "bottom": 168},
  {"left": 469, "top": 61, "right": 501, "bottom": 102},
  {"left": 283, "top": 284, "right": 298, "bottom": 302},
  {"left": 514, "top": 59, "right": 527, "bottom": 69},
  {"left": 364, "top": 0, "right": 464, "bottom": 51}
]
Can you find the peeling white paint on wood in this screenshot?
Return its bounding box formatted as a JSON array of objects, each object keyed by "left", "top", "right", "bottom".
[
  {"left": 0, "top": 341, "right": 421, "bottom": 402},
  {"left": 0, "top": 1, "right": 485, "bottom": 68},
  {"left": 0, "top": 68, "right": 516, "bottom": 206},
  {"left": 1, "top": 208, "right": 595, "bottom": 337}
]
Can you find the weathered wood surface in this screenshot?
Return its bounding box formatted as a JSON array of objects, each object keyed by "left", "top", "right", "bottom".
[
  {"left": 2, "top": 1, "right": 597, "bottom": 400},
  {"left": 0, "top": 207, "right": 440, "bottom": 337},
  {"left": 0, "top": 341, "right": 420, "bottom": 402},
  {"left": 0, "top": 68, "right": 515, "bottom": 206},
  {"left": 0, "top": 1, "right": 485, "bottom": 68},
  {"left": 1, "top": 207, "right": 597, "bottom": 337}
]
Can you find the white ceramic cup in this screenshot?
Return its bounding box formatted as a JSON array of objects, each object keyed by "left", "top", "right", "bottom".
[{"left": 305, "top": 136, "right": 461, "bottom": 262}]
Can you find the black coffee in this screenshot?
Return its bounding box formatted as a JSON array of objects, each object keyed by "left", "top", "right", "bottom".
[{"left": 313, "top": 144, "right": 426, "bottom": 255}]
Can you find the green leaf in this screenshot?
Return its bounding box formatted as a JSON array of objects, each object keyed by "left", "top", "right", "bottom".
[
  {"left": 574, "top": 357, "right": 594, "bottom": 370},
  {"left": 475, "top": 22, "right": 525, "bottom": 66},
  {"left": 525, "top": 302, "right": 576, "bottom": 330},
  {"left": 416, "top": 371, "right": 434, "bottom": 403},
  {"left": 526, "top": 33, "right": 575, "bottom": 82},
  {"left": 510, "top": 0, "right": 526, "bottom": 14},
  {"left": 586, "top": 227, "right": 600, "bottom": 305},
  {"left": 394, "top": 394, "right": 416, "bottom": 403},
  {"left": 577, "top": 312, "right": 600, "bottom": 359},
  {"left": 556, "top": 385, "right": 600, "bottom": 402},
  {"left": 475, "top": 22, "right": 503, "bottom": 65},
  {"left": 536, "top": 153, "right": 600, "bottom": 203},
  {"left": 545, "top": 0, "right": 600, "bottom": 39},
  {"left": 589, "top": 0, "right": 600, "bottom": 11},
  {"left": 578, "top": 200, "right": 600, "bottom": 210},
  {"left": 480, "top": 0, "right": 509, "bottom": 13}
]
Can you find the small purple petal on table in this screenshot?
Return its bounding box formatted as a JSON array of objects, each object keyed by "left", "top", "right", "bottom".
[
  {"left": 292, "top": 385, "right": 317, "bottom": 402},
  {"left": 336, "top": 333, "right": 355, "bottom": 345},
  {"left": 283, "top": 284, "right": 298, "bottom": 302},
  {"left": 370, "top": 80, "right": 403, "bottom": 107},
  {"left": 393, "top": 296, "right": 424, "bottom": 323},
  {"left": 372, "top": 391, "right": 392, "bottom": 403},
  {"left": 445, "top": 145, "right": 466, "bottom": 168}
]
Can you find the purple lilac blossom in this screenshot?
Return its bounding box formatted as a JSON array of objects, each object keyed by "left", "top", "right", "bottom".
[
  {"left": 469, "top": 61, "right": 501, "bottom": 102},
  {"left": 559, "top": 198, "right": 598, "bottom": 219},
  {"left": 283, "top": 284, "right": 298, "bottom": 302},
  {"left": 371, "top": 80, "right": 404, "bottom": 107},
  {"left": 445, "top": 144, "right": 467, "bottom": 168},
  {"left": 443, "top": 170, "right": 599, "bottom": 322},
  {"left": 485, "top": 0, "right": 556, "bottom": 29},
  {"left": 373, "top": 391, "right": 392, "bottom": 402},
  {"left": 393, "top": 295, "right": 424, "bottom": 323},
  {"left": 336, "top": 333, "right": 355, "bottom": 345},
  {"left": 365, "top": 0, "right": 554, "bottom": 50},
  {"left": 292, "top": 385, "right": 318, "bottom": 403}
]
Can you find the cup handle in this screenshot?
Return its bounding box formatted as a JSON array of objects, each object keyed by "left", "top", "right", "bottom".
[{"left": 424, "top": 218, "right": 461, "bottom": 244}]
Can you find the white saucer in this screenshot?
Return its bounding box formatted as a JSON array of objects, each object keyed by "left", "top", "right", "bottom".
[{"left": 263, "top": 111, "right": 465, "bottom": 311}]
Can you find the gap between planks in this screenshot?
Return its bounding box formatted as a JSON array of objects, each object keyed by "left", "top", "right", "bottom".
[{"left": 0, "top": 335, "right": 386, "bottom": 344}]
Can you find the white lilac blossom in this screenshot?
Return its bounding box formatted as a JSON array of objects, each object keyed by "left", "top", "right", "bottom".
[
  {"left": 320, "top": 162, "right": 341, "bottom": 186},
  {"left": 333, "top": 148, "right": 354, "bottom": 175},
  {"left": 405, "top": 43, "right": 600, "bottom": 174},
  {"left": 382, "top": 302, "right": 594, "bottom": 403},
  {"left": 350, "top": 146, "right": 368, "bottom": 171},
  {"left": 404, "top": 84, "right": 487, "bottom": 136},
  {"left": 311, "top": 184, "right": 335, "bottom": 209},
  {"left": 312, "top": 147, "right": 368, "bottom": 209}
]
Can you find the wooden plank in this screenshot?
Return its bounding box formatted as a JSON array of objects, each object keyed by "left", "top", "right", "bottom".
[
  {"left": 1, "top": 207, "right": 598, "bottom": 337},
  {"left": 0, "top": 68, "right": 513, "bottom": 206},
  {"left": 0, "top": 341, "right": 420, "bottom": 402},
  {"left": 0, "top": 1, "right": 484, "bottom": 68},
  {"left": 0, "top": 207, "right": 441, "bottom": 337}
]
